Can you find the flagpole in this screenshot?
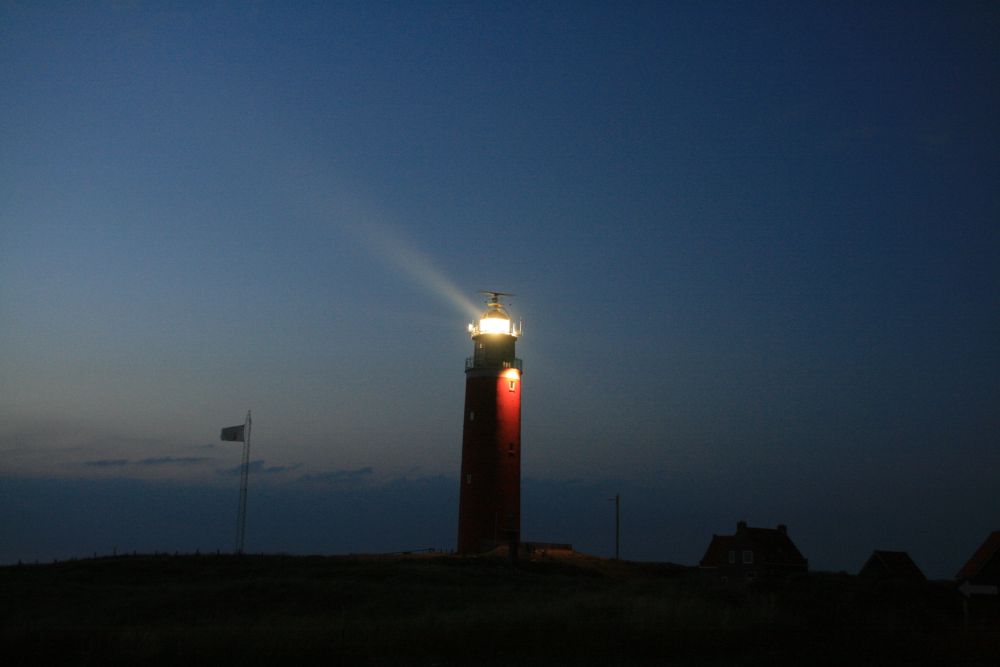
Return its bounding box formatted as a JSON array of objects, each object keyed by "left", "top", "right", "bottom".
[{"left": 235, "top": 409, "right": 251, "bottom": 555}]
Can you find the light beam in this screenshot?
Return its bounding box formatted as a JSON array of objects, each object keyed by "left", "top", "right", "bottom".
[{"left": 352, "top": 221, "right": 480, "bottom": 319}]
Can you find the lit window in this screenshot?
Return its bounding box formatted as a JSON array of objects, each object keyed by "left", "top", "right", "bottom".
[
  {"left": 743, "top": 550, "right": 753, "bottom": 564},
  {"left": 469, "top": 411, "right": 475, "bottom": 421}
]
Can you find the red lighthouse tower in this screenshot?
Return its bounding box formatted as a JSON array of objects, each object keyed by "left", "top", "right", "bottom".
[{"left": 457, "top": 291, "right": 523, "bottom": 554}]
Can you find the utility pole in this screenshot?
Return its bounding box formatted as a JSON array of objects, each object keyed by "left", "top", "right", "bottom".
[{"left": 607, "top": 493, "right": 620, "bottom": 560}]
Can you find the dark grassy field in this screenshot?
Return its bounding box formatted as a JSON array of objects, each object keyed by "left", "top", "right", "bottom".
[{"left": 2, "top": 551, "right": 997, "bottom": 666}]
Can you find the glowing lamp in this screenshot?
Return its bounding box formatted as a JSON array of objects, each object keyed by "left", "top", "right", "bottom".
[
  {"left": 478, "top": 315, "right": 511, "bottom": 335},
  {"left": 469, "top": 296, "right": 521, "bottom": 338}
]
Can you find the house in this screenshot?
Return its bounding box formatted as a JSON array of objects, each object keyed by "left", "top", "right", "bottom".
[
  {"left": 859, "top": 550, "right": 926, "bottom": 582},
  {"left": 956, "top": 531, "right": 1000, "bottom": 586},
  {"left": 699, "top": 521, "right": 808, "bottom": 583}
]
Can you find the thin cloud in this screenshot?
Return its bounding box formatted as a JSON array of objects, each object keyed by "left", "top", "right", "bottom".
[
  {"left": 249, "top": 461, "right": 299, "bottom": 475},
  {"left": 134, "top": 457, "right": 212, "bottom": 466},
  {"left": 298, "top": 466, "right": 374, "bottom": 484},
  {"left": 82, "top": 459, "right": 130, "bottom": 468},
  {"left": 217, "top": 459, "right": 300, "bottom": 477}
]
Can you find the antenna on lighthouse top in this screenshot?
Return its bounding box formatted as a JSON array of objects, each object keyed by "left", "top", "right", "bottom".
[{"left": 478, "top": 290, "right": 514, "bottom": 307}]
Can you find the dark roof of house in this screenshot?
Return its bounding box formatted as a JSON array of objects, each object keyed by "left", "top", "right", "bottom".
[
  {"left": 956, "top": 531, "right": 1000, "bottom": 581},
  {"left": 742, "top": 526, "right": 807, "bottom": 565},
  {"left": 860, "top": 550, "right": 926, "bottom": 581},
  {"left": 699, "top": 523, "right": 807, "bottom": 567}
]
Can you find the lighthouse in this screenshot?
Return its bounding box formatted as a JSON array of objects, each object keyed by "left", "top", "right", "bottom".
[{"left": 457, "top": 291, "right": 523, "bottom": 554}]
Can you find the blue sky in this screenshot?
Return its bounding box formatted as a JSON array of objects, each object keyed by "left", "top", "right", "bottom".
[{"left": 1, "top": 2, "right": 998, "bottom": 578}]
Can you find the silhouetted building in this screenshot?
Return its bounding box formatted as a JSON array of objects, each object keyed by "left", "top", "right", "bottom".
[
  {"left": 859, "top": 550, "right": 926, "bottom": 582},
  {"left": 521, "top": 541, "right": 573, "bottom": 559},
  {"left": 699, "top": 521, "right": 808, "bottom": 583},
  {"left": 956, "top": 531, "right": 1000, "bottom": 585},
  {"left": 457, "top": 292, "right": 523, "bottom": 554}
]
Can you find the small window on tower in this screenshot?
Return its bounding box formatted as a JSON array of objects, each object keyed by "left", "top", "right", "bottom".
[
  {"left": 508, "top": 442, "right": 514, "bottom": 457},
  {"left": 508, "top": 380, "right": 516, "bottom": 392},
  {"left": 466, "top": 474, "right": 472, "bottom": 485},
  {"left": 469, "top": 411, "right": 475, "bottom": 421}
]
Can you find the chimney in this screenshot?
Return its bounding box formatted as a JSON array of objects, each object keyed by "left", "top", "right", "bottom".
[{"left": 777, "top": 524, "right": 787, "bottom": 535}]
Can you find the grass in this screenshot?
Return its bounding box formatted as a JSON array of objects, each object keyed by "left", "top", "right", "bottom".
[{"left": 2, "top": 552, "right": 997, "bottom": 665}]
